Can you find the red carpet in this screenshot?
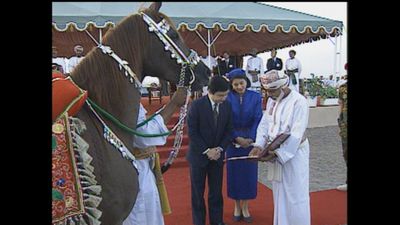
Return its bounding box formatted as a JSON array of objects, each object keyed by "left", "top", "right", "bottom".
[
  {"left": 163, "top": 167, "right": 347, "bottom": 225},
  {"left": 141, "top": 97, "right": 347, "bottom": 225}
]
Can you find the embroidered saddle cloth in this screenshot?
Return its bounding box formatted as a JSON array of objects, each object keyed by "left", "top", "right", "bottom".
[
  {"left": 52, "top": 113, "right": 102, "bottom": 225},
  {"left": 52, "top": 113, "right": 85, "bottom": 224}
]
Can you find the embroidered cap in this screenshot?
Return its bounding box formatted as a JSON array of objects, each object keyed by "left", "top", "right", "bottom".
[{"left": 260, "top": 70, "right": 289, "bottom": 90}]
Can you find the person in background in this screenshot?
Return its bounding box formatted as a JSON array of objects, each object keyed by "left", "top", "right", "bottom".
[
  {"left": 284, "top": 50, "right": 302, "bottom": 92},
  {"left": 201, "top": 54, "right": 218, "bottom": 75},
  {"left": 186, "top": 75, "right": 233, "bottom": 225},
  {"left": 159, "top": 79, "right": 170, "bottom": 96},
  {"left": 336, "top": 75, "right": 347, "bottom": 88},
  {"left": 324, "top": 75, "right": 336, "bottom": 87},
  {"left": 123, "top": 87, "right": 188, "bottom": 225},
  {"left": 246, "top": 48, "right": 264, "bottom": 93},
  {"left": 250, "top": 70, "right": 310, "bottom": 225},
  {"left": 226, "top": 68, "right": 263, "bottom": 223},
  {"left": 67, "top": 44, "right": 85, "bottom": 74},
  {"left": 266, "top": 49, "right": 283, "bottom": 72},
  {"left": 336, "top": 63, "right": 348, "bottom": 191},
  {"left": 52, "top": 46, "right": 67, "bottom": 74},
  {"left": 216, "top": 52, "right": 236, "bottom": 76}
]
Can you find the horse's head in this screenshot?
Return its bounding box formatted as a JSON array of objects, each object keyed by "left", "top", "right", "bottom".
[{"left": 138, "top": 2, "right": 210, "bottom": 91}]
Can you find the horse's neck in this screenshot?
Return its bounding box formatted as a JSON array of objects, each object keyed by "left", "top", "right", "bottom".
[
  {"left": 71, "top": 49, "right": 143, "bottom": 150},
  {"left": 74, "top": 104, "right": 139, "bottom": 225}
]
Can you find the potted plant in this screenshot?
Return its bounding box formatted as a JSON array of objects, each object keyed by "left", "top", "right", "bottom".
[
  {"left": 303, "top": 75, "right": 323, "bottom": 107},
  {"left": 319, "top": 85, "right": 339, "bottom": 106}
]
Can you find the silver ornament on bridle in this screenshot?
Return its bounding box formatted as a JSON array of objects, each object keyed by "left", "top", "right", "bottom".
[{"left": 141, "top": 12, "right": 200, "bottom": 87}]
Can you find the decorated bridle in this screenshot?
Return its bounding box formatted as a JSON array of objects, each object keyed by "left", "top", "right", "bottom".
[
  {"left": 83, "top": 12, "right": 201, "bottom": 171},
  {"left": 141, "top": 12, "right": 200, "bottom": 85},
  {"left": 141, "top": 12, "right": 202, "bottom": 171}
]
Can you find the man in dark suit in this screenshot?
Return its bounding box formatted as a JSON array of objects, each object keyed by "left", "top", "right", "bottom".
[
  {"left": 266, "top": 49, "right": 283, "bottom": 72},
  {"left": 216, "top": 52, "right": 236, "bottom": 76},
  {"left": 187, "top": 76, "right": 233, "bottom": 225}
]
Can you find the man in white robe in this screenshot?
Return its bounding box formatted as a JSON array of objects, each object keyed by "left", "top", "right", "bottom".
[
  {"left": 246, "top": 48, "right": 264, "bottom": 93},
  {"left": 284, "top": 50, "right": 302, "bottom": 92},
  {"left": 123, "top": 87, "right": 188, "bottom": 225},
  {"left": 67, "top": 45, "right": 85, "bottom": 74},
  {"left": 250, "top": 70, "right": 310, "bottom": 225}
]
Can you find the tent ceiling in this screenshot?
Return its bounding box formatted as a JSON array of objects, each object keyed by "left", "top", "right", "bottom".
[{"left": 52, "top": 2, "right": 343, "bottom": 57}]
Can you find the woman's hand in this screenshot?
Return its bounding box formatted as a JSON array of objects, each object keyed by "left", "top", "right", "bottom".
[
  {"left": 249, "top": 146, "right": 262, "bottom": 157},
  {"left": 236, "top": 137, "right": 253, "bottom": 148}
]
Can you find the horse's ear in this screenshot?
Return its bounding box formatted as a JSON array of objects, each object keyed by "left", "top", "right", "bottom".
[{"left": 149, "top": 2, "right": 162, "bottom": 12}]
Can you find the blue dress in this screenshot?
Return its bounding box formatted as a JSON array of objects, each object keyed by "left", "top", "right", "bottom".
[{"left": 226, "top": 90, "right": 263, "bottom": 200}]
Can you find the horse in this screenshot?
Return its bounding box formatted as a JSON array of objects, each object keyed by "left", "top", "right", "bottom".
[{"left": 66, "top": 2, "right": 210, "bottom": 224}]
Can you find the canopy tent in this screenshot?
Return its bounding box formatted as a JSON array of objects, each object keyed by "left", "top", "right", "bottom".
[{"left": 52, "top": 2, "right": 343, "bottom": 59}]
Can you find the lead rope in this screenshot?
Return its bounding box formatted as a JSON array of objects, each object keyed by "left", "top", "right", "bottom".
[
  {"left": 161, "top": 64, "right": 191, "bottom": 173},
  {"left": 85, "top": 99, "right": 138, "bottom": 170}
]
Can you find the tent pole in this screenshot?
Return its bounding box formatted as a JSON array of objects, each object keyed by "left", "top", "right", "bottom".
[
  {"left": 338, "top": 33, "right": 343, "bottom": 77},
  {"left": 195, "top": 29, "right": 223, "bottom": 61},
  {"left": 210, "top": 31, "right": 222, "bottom": 46},
  {"left": 333, "top": 35, "right": 337, "bottom": 79},
  {"left": 207, "top": 29, "right": 211, "bottom": 68},
  {"left": 195, "top": 29, "right": 218, "bottom": 69},
  {"left": 195, "top": 30, "right": 208, "bottom": 49},
  {"left": 99, "top": 28, "right": 102, "bottom": 44},
  {"left": 195, "top": 30, "right": 211, "bottom": 69}
]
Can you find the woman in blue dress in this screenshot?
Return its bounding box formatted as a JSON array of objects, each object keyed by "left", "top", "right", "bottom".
[{"left": 226, "top": 68, "right": 263, "bottom": 223}]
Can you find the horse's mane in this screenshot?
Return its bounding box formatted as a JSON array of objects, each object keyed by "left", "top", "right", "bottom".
[{"left": 70, "top": 7, "right": 178, "bottom": 115}]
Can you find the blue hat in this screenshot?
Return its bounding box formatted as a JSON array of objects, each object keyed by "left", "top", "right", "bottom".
[
  {"left": 227, "top": 68, "right": 251, "bottom": 88},
  {"left": 227, "top": 68, "right": 246, "bottom": 80}
]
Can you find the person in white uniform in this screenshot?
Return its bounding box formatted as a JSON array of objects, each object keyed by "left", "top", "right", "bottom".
[
  {"left": 67, "top": 44, "right": 85, "bottom": 74},
  {"left": 201, "top": 55, "right": 217, "bottom": 72},
  {"left": 123, "top": 87, "right": 188, "bottom": 225},
  {"left": 246, "top": 48, "right": 264, "bottom": 93},
  {"left": 284, "top": 50, "right": 302, "bottom": 92},
  {"left": 249, "top": 70, "right": 310, "bottom": 225}
]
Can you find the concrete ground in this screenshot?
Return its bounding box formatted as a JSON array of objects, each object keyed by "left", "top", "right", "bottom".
[{"left": 308, "top": 106, "right": 340, "bottom": 128}]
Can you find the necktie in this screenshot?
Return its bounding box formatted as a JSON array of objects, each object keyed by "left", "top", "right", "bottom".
[{"left": 213, "top": 103, "right": 219, "bottom": 125}]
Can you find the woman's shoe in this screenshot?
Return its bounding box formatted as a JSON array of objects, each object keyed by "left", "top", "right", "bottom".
[
  {"left": 243, "top": 215, "right": 253, "bottom": 223},
  {"left": 232, "top": 215, "right": 242, "bottom": 222}
]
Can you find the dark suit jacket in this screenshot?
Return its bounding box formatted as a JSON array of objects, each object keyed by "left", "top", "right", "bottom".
[
  {"left": 266, "top": 57, "right": 283, "bottom": 72},
  {"left": 216, "top": 57, "right": 236, "bottom": 76},
  {"left": 186, "top": 96, "right": 233, "bottom": 167}
]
